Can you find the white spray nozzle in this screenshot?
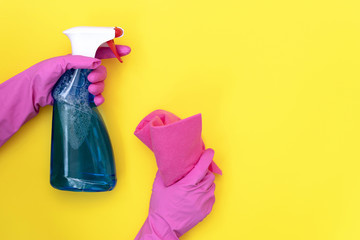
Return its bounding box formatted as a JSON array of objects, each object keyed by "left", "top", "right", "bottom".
[{"left": 63, "top": 26, "right": 124, "bottom": 60}]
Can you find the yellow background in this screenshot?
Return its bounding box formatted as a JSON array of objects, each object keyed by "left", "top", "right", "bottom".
[{"left": 1, "top": 0, "right": 360, "bottom": 239}]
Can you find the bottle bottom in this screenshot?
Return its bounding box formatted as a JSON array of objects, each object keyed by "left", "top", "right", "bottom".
[{"left": 50, "top": 175, "right": 116, "bottom": 192}]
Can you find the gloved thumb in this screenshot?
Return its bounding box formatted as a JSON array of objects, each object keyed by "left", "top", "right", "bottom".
[{"left": 182, "top": 148, "right": 215, "bottom": 186}]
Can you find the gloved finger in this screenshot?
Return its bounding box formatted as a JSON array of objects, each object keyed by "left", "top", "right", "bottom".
[
  {"left": 61, "top": 55, "right": 101, "bottom": 70},
  {"left": 88, "top": 82, "right": 105, "bottom": 96},
  {"left": 203, "top": 187, "right": 216, "bottom": 216},
  {"left": 88, "top": 65, "right": 107, "bottom": 83},
  {"left": 152, "top": 171, "right": 166, "bottom": 191},
  {"left": 94, "top": 95, "right": 105, "bottom": 106},
  {"left": 95, "top": 45, "right": 131, "bottom": 59},
  {"left": 196, "top": 171, "right": 215, "bottom": 191},
  {"left": 182, "top": 148, "right": 215, "bottom": 186}
]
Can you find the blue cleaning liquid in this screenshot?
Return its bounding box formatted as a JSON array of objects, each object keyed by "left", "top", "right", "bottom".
[{"left": 50, "top": 69, "right": 116, "bottom": 192}]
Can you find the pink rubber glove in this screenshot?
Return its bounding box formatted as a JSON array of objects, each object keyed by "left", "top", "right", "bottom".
[
  {"left": 135, "top": 148, "right": 217, "bottom": 240},
  {"left": 135, "top": 110, "right": 222, "bottom": 186},
  {"left": 0, "top": 45, "right": 131, "bottom": 147}
]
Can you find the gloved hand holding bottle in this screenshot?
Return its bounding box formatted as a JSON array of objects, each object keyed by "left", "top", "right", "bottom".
[
  {"left": 135, "top": 148, "right": 218, "bottom": 240},
  {"left": 0, "top": 45, "right": 131, "bottom": 147}
]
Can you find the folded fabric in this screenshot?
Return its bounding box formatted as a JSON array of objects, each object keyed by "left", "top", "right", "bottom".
[{"left": 134, "top": 109, "right": 222, "bottom": 187}]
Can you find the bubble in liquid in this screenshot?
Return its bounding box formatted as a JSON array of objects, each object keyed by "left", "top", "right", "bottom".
[
  {"left": 53, "top": 69, "right": 94, "bottom": 149},
  {"left": 57, "top": 102, "right": 91, "bottom": 149}
]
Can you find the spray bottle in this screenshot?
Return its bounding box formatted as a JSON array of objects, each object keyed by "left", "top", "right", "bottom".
[{"left": 50, "top": 26, "right": 124, "bottom": 192}]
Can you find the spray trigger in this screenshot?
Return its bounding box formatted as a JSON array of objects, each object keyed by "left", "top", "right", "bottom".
[{"left": 107, "top": 39, "right": 123, "bottom": 63}]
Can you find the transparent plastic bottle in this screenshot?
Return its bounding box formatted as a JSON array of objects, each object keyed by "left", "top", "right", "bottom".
[{"left": 50, "top": 68, "right": 116, "bottom": 192}]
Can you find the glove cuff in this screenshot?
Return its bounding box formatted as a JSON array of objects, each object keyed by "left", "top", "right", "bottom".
[{"left": 135, "top": 213, "right": 179, "bottom": 240}]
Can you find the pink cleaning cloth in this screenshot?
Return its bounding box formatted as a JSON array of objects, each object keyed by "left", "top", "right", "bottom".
[{"left": 134, "top": 110, "right": 222, "bottom": 187}]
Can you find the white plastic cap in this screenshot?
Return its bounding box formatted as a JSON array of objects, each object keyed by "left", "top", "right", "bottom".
[{"left": 63, "top": 26, "right": 124, "bottom": 57}]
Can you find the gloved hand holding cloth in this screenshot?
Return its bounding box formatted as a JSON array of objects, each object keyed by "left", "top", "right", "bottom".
[{"left": 134, "top": 110, "right": 222, "bottom": 239}]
